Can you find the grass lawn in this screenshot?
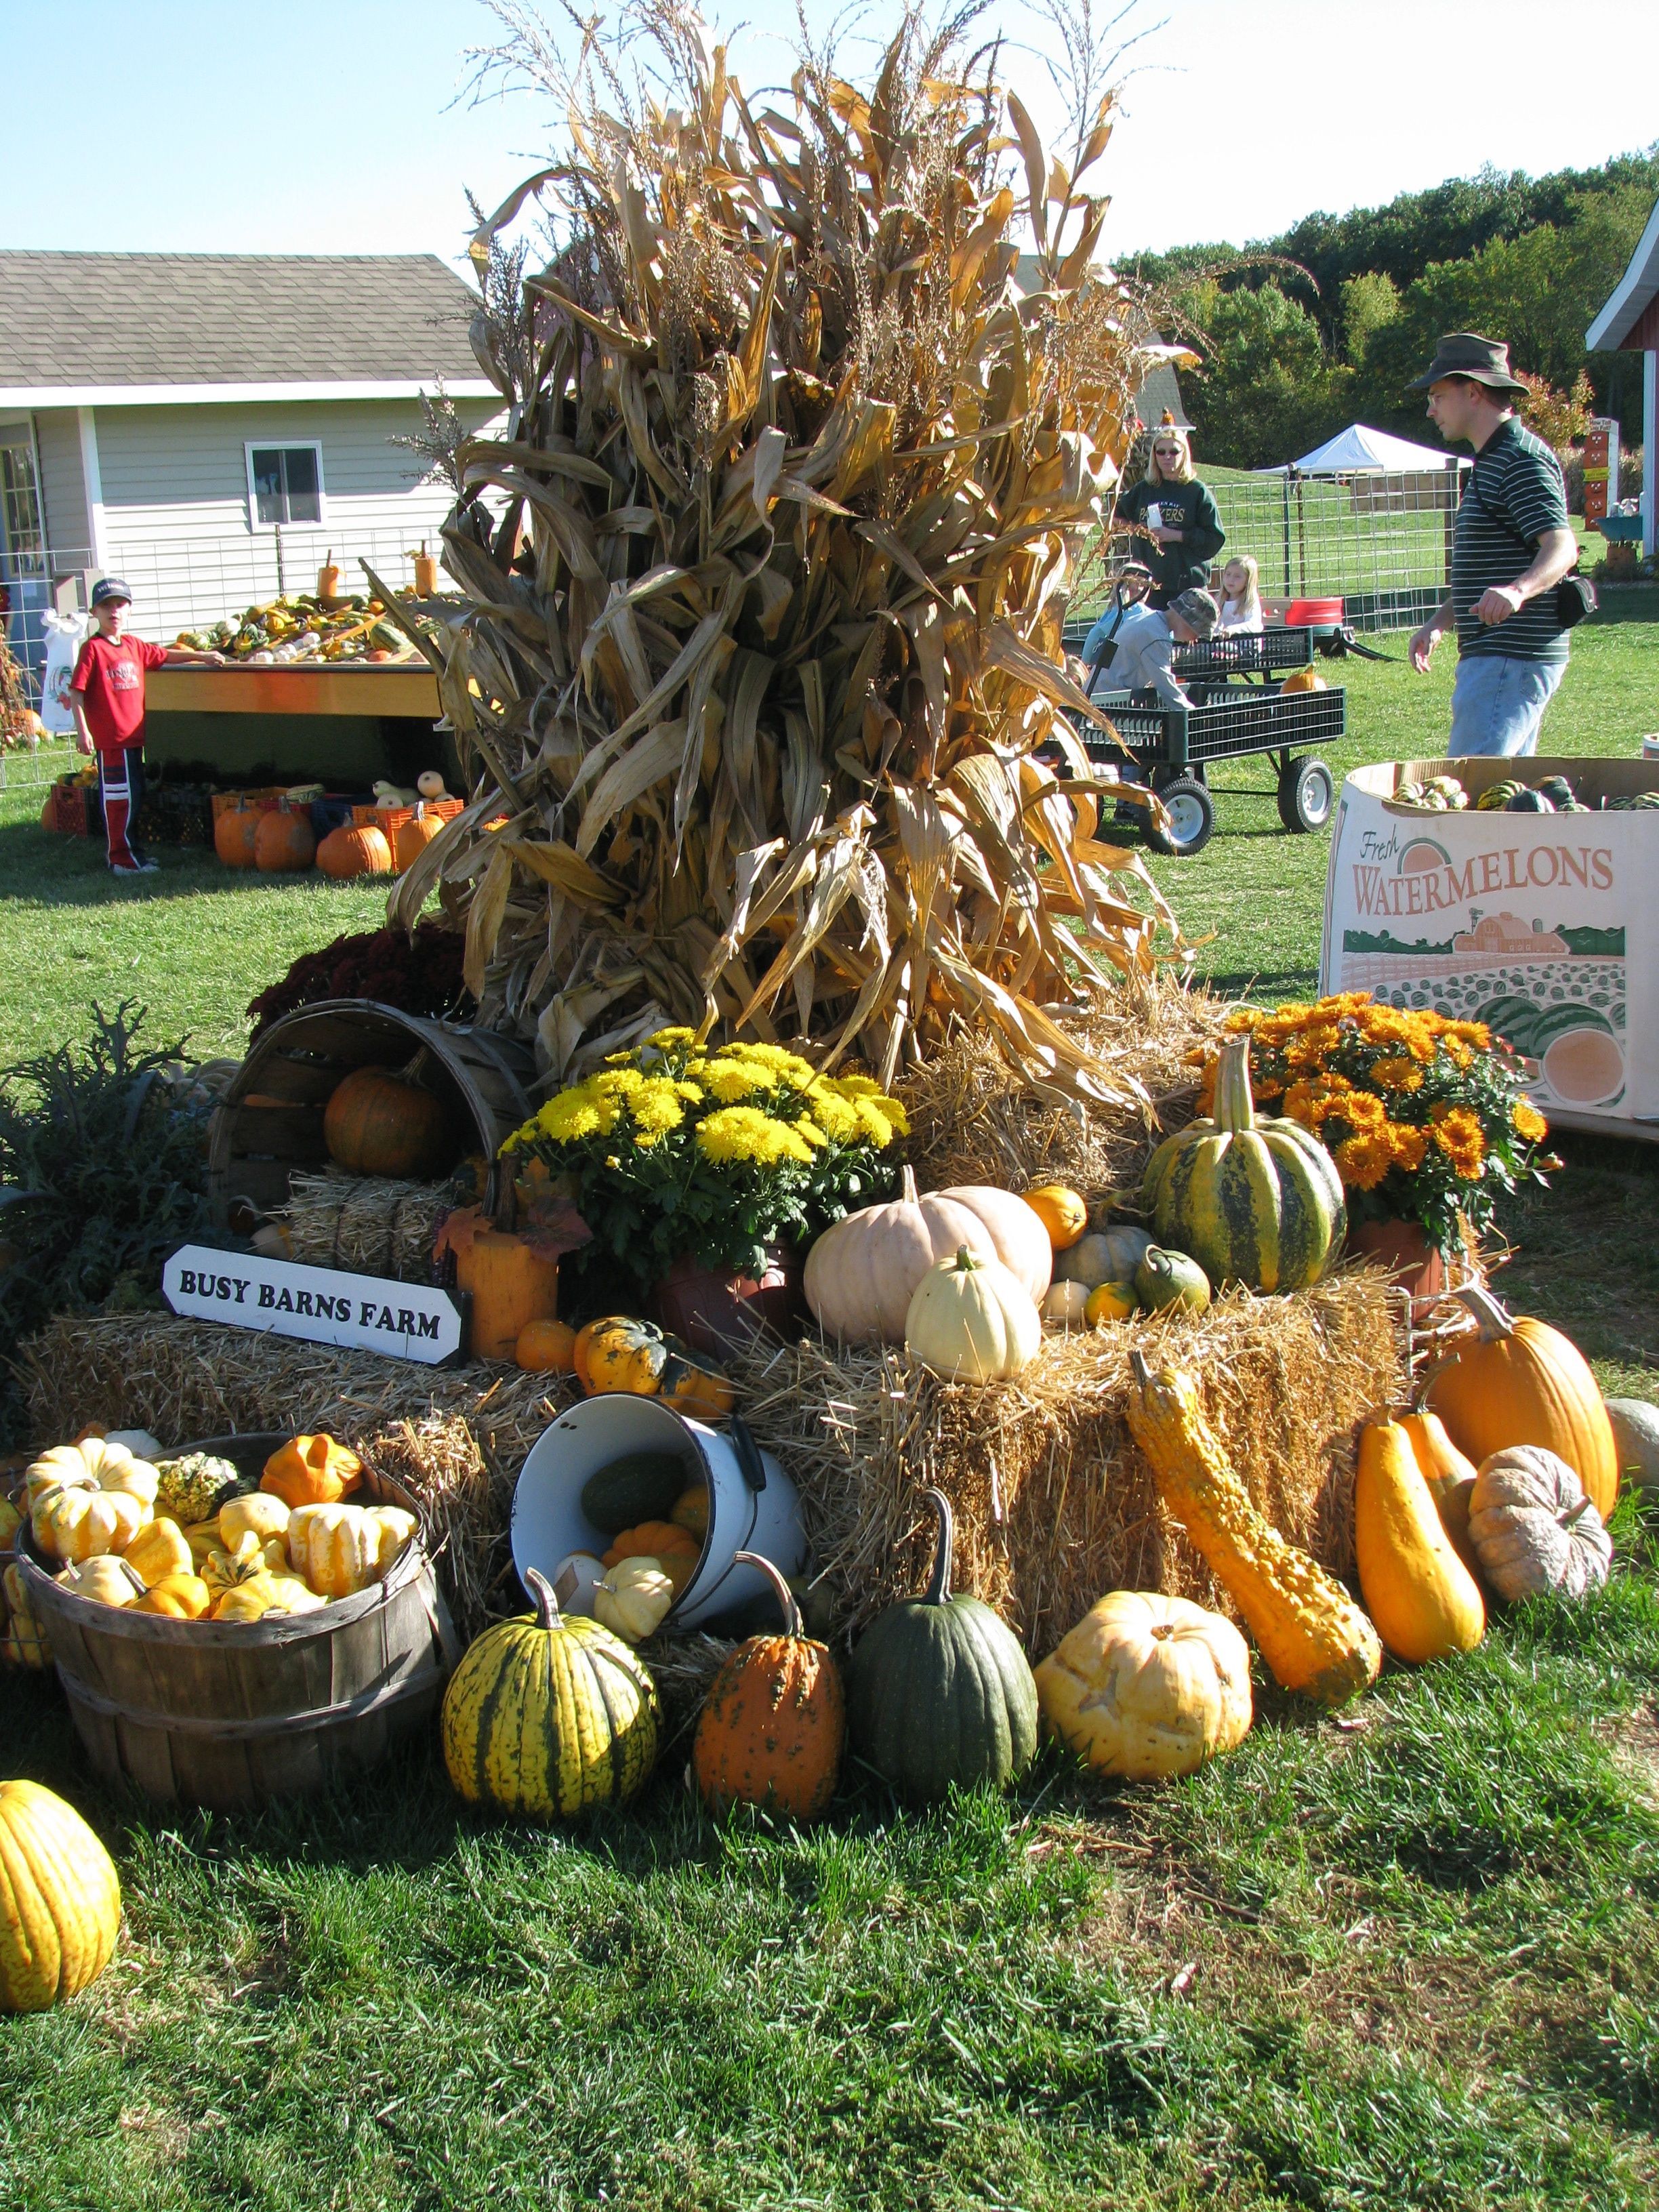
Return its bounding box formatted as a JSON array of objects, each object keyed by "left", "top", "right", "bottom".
[{"left": 3, "top": 609, "right": 1658, "bottom": 2211}]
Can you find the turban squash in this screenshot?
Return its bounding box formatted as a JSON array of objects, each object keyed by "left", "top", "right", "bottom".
[
  {"left": 0, "top": 1781, "right": 122, "bottom": 2013},
  {"left": 1467, "top": 1445, "right": 1612, "bottom": 1602},
  {"left": 845, "top": 1489, "right": 1038, "bottom": 1801},
  {"left": 1141, "top": 1037, "right": 1345, "bottom": 1292},
  {"left": 441, "top": 1569, "right": 659, "bottom": 1820},
  {"left": 693, "top": 1552, "right": 845, "bottom": 1819}
]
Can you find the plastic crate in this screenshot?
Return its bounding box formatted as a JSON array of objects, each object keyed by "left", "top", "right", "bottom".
[
  {"left": 211, "top": 786, "right": 286, "bottom": 820},
  {"left": 42, "top": 776, "right": 96, "bottom": 835}
]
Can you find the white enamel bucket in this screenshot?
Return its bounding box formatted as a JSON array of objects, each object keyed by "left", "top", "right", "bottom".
[{"left": 510, "top": 1395, "right": 804, "bottom": 1629}]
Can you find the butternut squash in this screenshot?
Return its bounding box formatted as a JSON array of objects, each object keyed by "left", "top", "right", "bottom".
[
  {"left": 1355, "top": 1420, "right": 1484, "bottom": 1663},
  {"left": 1126, "top": 1351, "right": 1381, "bottom": 1706},
  {"left": 1397, "top": 1411, "right": 1482, "bottom": 1582}
]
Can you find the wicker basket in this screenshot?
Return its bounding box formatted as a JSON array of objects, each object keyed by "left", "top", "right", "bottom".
[{"left": 16, "top": 1435, "right": 457, "bottom": 1811}]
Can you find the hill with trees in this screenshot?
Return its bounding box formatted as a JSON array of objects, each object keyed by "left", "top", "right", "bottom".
[{"left": 1125, "top": 150, "right": 1659, "bottom": 470}]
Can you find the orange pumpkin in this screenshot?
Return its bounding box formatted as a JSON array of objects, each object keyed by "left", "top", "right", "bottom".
[
  {"left": 573, "top": 1316, "right": 735, "bottom": 1419},
  {"left": 693, "top": 1552, "right": 845, "bottom": 1819},
  {"left": 602, "top": 1519, "right": 700, "bottom": 1596},
  {"left": 316, "top": 823, "right": 393, "bottom": 879},
  {"left": 260, "top": 1433, "right": 363, "bottom": 1510},
  {"left": 395, "top": 806, "right": 447, "bottom": 872},
  {"left": 213, "top": 806, "right": 261, "bottom": 868},
  {"left": 324, "top": 1066, "right": 455, "bottom": 1179},
  {"left": 253, "top": 803, "right": 316, "bottom": 873},
  {"left": 1424, "top": 1286, "right": 1618, "bottom": 1519},
  {"left": 514, "top": 1318, "right": 578, "bottom": 1374}
]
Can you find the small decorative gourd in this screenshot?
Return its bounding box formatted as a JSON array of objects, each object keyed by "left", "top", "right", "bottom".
[
  {"left": 130, "top": 1572, "right": 212, "bottom": 1620},
  {"left": 56, "top": 1555, "right": 147, "bottom": 1609},
  {"left": 30, "top": 1481, "right": 149, "bottom": 1564},
  {"left": 1052, "top": 1225, "right": 1154, "bottom": 1292},
  {"left": 441, "top": 1569, "right": 660, "bottom": 1819},
  {"left": 1, "top": 1564, "right": 51, "bottom": 1668},
  {"left": 1140, "top": 1037, "right": 1347, "bottom": 1292},
  {"left": 0, "top": 1780, "right": 122, "bottom": 2012},
  {"left": 1424, "top": 1286, "right": 1618, "bottom": 1518},
  {"left": 1126, "top": 1351, "right": 1382, "bottom": 1706},
  {"left": 261, "top": 1433, "right": 363, "bottom": 1510},
  {"left": 693, "top": 1551, "right": 846, "bottom": 1819},
  {"left": 571, "top": 1316, "right": 735, "bottom": 1419},
  {"left": 25, "top": 1435, "right": 159, "bottom": 1513},
  {"left": 602, "top": 1520, "right": 699, "bottom": 1595},
  {"left": 1040, "top": 1280, "right": 1091, "bottom": 1329},
  {"left": 845, "top": 1489, "right": 1039, "bottom": 1801},
  {"left": 202, "top": 1533, "right": 279, "bottom": 1603},
  {"left": 121, "top": 1517, "right": 193, "bottom": 1591},
  {"left": 905, "top": 1246, "right": 1041, "bottom": 1382},
  {"left": 592, "top": 1557, "right": 676, "bottom": 1644},
  {"left": 514, "top": 1318, "right": 578, "bottom": 1374},
  {"left": 1397, "top": 1410, "right": 1482, "bottom": 1580},
  {"left": 219, "top": 1492, "right": 291, "bottom": 1552},
  {"left": 1034, "top": 1591, "right": 1253, "bottom": 1780},
  {"left": 1086, "top": 1279, "right": 1139, "bottom": 1325},
  {"left": 804, "top": 1168, "right": 1053, "bottom": 1346},
  {"left": 1605, "top": 1397, "right": 1659, "bottom": 1490},
  {"left": 1134, "top": 1246, "right": 1210, "bottom": 1314},
  {"left": 1467, "top": 1446, "right": 1612, "bottom": 1602},
  {"left": 287, "top": 1502, "right": 417, "bottom": 1600},
  {"left": 1021, "top": 1185, "right": 1088, "bottom": 1251},
  {"left": 154, "top": 1453, "right": 241, "bottom": 1525},
  {"left": 1354, "top": 1420, "right": 1484, "bottom": 1662},
  {"left": 213, "top": 1571, "right": 327, "bottom": 1624}
]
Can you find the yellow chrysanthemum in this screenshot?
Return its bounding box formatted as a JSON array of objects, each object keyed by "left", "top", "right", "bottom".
[
  {"left": 646, "top": 1027, "right": 697, "bottom": 1050},
  {"left": 535, "top": 1089, "right": 607, "bottom": 1143},
  {"left": 795, "top": 1117, "right": 828, "bottom": 1148},
  {"left": 630, "top": 1078, "right": 686, "bottom": 1135},
  {"left": 732, "top": 1043, "right": 818, "bottom": 1085},
  {"left": 851, "top": 1097, "right": 895, "bottom": 1146},
  {"left": 1335, "top": 1132, "right": 1393, "bottom": 1191},
  {"left": 592, "top": 1068, "right": 646, "bottom": 1099},
  {"left": 806, "top": 1086, "right": 860, "bottom": 1142},
  {"left": 1387, "top": 1124, "right": 1428, "bottom": 1172},
  {"left": 698, "top": 1061, "right": 766, "bottom": 1103},
  {"left": 1513, "top": 1099, "right": 1549, "bottom": 1142},
  {"left": 695, "top": 1107, "right": 815, "bottom": 1168},
  {"left": 832, "top": 1074, "right": 882, "bottom": 1097},
  {"left": 1432, "top": 1107, "right": 1486, "bottom": 1178},
  {"left": 1368, "top": 1055, "right": 1422, "bottom": 1093}
]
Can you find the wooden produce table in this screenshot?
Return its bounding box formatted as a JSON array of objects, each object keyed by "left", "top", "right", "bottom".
[{"left": 145, "top": 661, "right": 446, "bottom": 787}]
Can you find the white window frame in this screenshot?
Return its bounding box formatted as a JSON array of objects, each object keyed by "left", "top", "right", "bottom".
[{"left": 243, "top": 440, "right": 327, "bottom": 533}]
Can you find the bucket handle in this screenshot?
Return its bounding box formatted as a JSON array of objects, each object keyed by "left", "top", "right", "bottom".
[{"left": 727, "top": 1414, "right": 767, "bottom": 1493}]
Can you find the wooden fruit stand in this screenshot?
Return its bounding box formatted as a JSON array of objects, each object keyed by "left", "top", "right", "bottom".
[{"left": 144, "top": 661, "right": 446, "bottom": 789}]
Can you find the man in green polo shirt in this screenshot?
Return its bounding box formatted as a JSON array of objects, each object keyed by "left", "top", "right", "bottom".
[{"left": 1406, "top": 333, "right": 1579, "bottom": 756}]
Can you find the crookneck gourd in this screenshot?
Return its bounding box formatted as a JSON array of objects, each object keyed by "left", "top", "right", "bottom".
[{"left": 1126, "top": 1351, "right": 1382, "bottom": 1706}]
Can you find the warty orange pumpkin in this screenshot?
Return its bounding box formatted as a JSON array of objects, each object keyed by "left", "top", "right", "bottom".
[{"left": 693, "top": 1552, "right": 845, "bottom": 1818}]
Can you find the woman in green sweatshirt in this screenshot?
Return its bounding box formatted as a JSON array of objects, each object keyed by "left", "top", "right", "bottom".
[{"left": 1113, "top": 423, "right": 1225, "bottom": 607}]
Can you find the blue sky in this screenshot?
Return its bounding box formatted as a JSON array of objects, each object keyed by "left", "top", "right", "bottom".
[{"left": 8, "top": 0, "right": 1657, "bottom": 270}]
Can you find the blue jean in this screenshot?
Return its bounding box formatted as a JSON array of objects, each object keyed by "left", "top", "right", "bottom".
[{"left": 1448, "top": 653, "right": 1566, "bottom": 757}]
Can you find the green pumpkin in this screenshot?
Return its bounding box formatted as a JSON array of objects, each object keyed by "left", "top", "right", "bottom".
[
  {"left": 846, "top": 1490, "right": 1038, "bottom": 1801},
  {"left": 579, "top": 1452, "right": 694, "bottom": 1538},
  {"left": 1134, "top": 1245, "right": 1210, "bottom": 1313},
  {"left": 1141, "top": 1039, "right": 1346, "bottom": 1293},
  {"left": 1052, "top": 1224, "right": 1153, "bottom": 1290}
]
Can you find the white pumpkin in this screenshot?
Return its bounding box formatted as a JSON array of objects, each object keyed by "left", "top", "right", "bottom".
[
  {"left": 804, "top": 1167, "right": 1052, "bottom": 1345},
  {"left": 1467, "top": 1445, "right": 1612, "bottom": 1602},
  {"left": 904, "top": 1245, "right": 1041, "bottom": 1382},
  {"left": 1040, "top": 1280, "right": 1090, "bottom": 1329},
  {"left": 1034, "top": 1591, "right": 1253, "bottom": 1780},
  {"left": 1605, "top": 1397, "right": 1659, "bottom": 1490}
]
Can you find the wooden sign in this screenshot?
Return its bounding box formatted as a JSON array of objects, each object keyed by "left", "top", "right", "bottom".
[{"left": 162, "top": 1246, "right": 464, "bottom": 1366}]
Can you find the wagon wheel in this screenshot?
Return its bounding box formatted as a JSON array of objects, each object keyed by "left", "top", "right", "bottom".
[
  {"left": 1276, "top": 756, "right": 1335, "bottom": 834},
  {"left": 1143, "top": 777, "right": 1215, "bottom": 858}
]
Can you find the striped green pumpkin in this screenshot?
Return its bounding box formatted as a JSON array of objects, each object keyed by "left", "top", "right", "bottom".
[
  {"left": 1141, "top": 1040, "right": 1346, "bottom": 1293},
  {"left": 441, "top": 1571, "right": 659, "bottom": 1820}
]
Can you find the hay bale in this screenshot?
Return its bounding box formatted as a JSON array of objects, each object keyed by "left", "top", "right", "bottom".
[
  {"left": 280, "top": 1170, "right": 450, "bottom": 1283},
  {"left": 728, "top": 1268, "right": 1402, "bottom": 1659}
]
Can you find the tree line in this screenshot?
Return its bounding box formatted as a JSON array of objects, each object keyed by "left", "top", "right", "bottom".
[{"left": 1125, "top": 149, "right": 1659, "bottom": 471}]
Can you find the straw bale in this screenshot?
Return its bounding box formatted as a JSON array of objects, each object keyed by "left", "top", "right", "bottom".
[
  {"left": 728, "top": 1267, "right": 1402, "bottom": 1660},
  {"left": 280, "top": 1170, "right": 450, "bottom": 1283}
]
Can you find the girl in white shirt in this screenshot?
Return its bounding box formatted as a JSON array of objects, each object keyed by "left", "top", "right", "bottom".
[{"left": 1215, "top": 554, "right": 1263, "bottom": 635}]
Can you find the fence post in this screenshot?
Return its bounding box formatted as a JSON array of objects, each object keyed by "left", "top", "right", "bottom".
[{"left": 1281, "top": 473, "right": 1293, "bottom": 598}]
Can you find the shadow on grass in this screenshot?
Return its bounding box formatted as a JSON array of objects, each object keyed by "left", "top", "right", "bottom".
[{"left": 0, "top": 819, "right": 372, "bottom": 909}]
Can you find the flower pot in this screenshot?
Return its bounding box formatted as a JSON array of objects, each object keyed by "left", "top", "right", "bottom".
[
  {"left": 1347, "top": 1218, "right": 1448, "bottom": 1317},
  {"left": 648, "top": 1244, "right": 806, "bottom": 1359}
]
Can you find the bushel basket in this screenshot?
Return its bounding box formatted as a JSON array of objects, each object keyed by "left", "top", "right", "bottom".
[{"left": 16, "top": 1434, "right": 457, "bottom": 1810}]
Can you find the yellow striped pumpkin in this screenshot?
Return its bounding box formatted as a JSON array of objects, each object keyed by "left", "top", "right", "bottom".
[
  {"left": 1141, "top": 1038, "right": 1345, "bottom": 1293},
  {"left": 441, "top": 1570, "right": 659, "bottom": 1820},
  {"left": 0, "top": 1780, "right": 122, "bottom": 2011}
]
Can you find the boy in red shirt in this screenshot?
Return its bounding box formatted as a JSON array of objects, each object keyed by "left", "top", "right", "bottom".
[{"left": 69, "top": 577, "right": 222, "bottom": 875}]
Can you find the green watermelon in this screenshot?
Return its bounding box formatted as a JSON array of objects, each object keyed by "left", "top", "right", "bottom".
[
  {"left": 1474, "top": 995, "right": 1542, "bottom": 1055},
  {"left": 1529, "top": 1002, "right": 1615, "bottom": 1052}
]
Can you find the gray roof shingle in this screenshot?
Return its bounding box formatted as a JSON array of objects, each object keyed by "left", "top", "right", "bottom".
[{"left": 0, "top": 251, "right": 485, "bottom": 389}]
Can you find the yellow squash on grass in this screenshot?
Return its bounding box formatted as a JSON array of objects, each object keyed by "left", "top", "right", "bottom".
[
  {"left": 1355, "top": 1420, "right": 1484, "bottom": 1662},
  {"left": 0, "top": 1780, "right": 121, "bottom": 2013}
]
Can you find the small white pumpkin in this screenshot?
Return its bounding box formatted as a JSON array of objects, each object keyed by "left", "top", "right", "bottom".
[
  {"left": 1040, "top": 1280, "right": 1090, "bottom": 1330},
  {"left": 905, "top": 1245, "right": 1041, "bottom": 1382},
  {"left": 417, "top": 770, "right": 448, "bottom": 800},
  {"left": 1467, "top": 1444, "right": 1612, "bottom": 1602},
  {"left": 592, "top": 1557, "right": 676, "bottom": 1644}
]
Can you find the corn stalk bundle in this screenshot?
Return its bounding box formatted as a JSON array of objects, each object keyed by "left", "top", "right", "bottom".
[{"left": 389, "top": 4, "right": 1181, "bottom": 1106}]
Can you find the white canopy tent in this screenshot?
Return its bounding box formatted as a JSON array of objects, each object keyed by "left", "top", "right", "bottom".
[{"left": 1256, "top": 424, "right": 1468, "bottom": 476}]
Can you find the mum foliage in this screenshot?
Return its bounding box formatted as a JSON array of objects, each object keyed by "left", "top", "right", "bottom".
[
  {"left": 504, "top": 1029, "right": 905, "bottom": 1294},
  {"left": 1191, "top": 993, "right": 1555, "bottom": 1256}
]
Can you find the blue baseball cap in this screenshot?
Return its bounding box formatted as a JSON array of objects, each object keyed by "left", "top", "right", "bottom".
[{"left": 91, "top": 577, "right": 132, "bottom": 607}]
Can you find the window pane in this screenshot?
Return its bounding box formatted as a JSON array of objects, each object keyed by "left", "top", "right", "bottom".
[
  {"left": 283, "top": 447, "right": 321, "bottom": 523},
  {"left": 250, "top": 449, "right": 285, "bottom": 525}
]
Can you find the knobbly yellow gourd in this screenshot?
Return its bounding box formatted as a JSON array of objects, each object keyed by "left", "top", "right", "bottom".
[
  {"left": 1126, "top": 1351, "right": 1382, "bottom": 1706},
  {"left": 0, "top": 1780, "right": 122, "bottom": 2011},
  {"left": 1355, "top": 1420, "right": 1485, "bottom": 1662}
]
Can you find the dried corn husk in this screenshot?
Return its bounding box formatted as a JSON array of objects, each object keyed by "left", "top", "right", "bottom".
[{"left": 389, "top": 7, "right": 1182, "bottom": 1105}]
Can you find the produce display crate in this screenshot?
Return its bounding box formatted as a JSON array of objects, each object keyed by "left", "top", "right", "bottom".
[
  {"left": 41, "top": 776, "right": 96, "bottom": 834},
  {"left": 210, "top": 786, "right": 287, "bottom": 821}
]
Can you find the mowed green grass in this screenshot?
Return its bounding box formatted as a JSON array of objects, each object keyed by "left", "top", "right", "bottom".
[{"left": 3, "top": 610, "right": 1659, "bottom": 2211}]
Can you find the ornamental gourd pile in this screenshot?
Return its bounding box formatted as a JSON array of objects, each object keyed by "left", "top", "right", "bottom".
[{"left": 13, "top": 1431, "right": 418, "bottom": 1631}]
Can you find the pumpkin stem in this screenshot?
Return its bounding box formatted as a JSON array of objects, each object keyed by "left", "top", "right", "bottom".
[
  {"left": 1453, "top": 1284, "right": 1515, "bottom": 1342},
  {"left": 524, "top": 1566, "right": 562, "bottom": 1631},
  {"left": 901, "top": 1164, "right": 919, "bottom": 1206},
  {"left": 1212, "top": 1037, "right": 1256, "bottom": 1132},
  {"left": 733, "top": 1550, "right": 804, "bottom": 1639},
  {"left": 921, "top": 1486, "right": 955, "bottom": 1605},
  {"left": 949, "top": 1244, "right": 983, "bottom": 1273},
  {"left": 1129, "top": 1347, "right": 1152, "bottom": 1388}
]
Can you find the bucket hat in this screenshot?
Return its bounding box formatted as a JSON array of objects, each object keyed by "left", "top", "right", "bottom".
[
  {"left": 1407, "top": 332, "right": 1528, "bottom": 394},
  {"left": 1166, "top": 588, "right": 1218, "bottom": 640}
]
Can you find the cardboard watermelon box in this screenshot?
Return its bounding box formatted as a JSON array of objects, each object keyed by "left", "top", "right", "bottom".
[{"left": 1319, "top": 756, "right": 1659, "bottom": 1136}]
